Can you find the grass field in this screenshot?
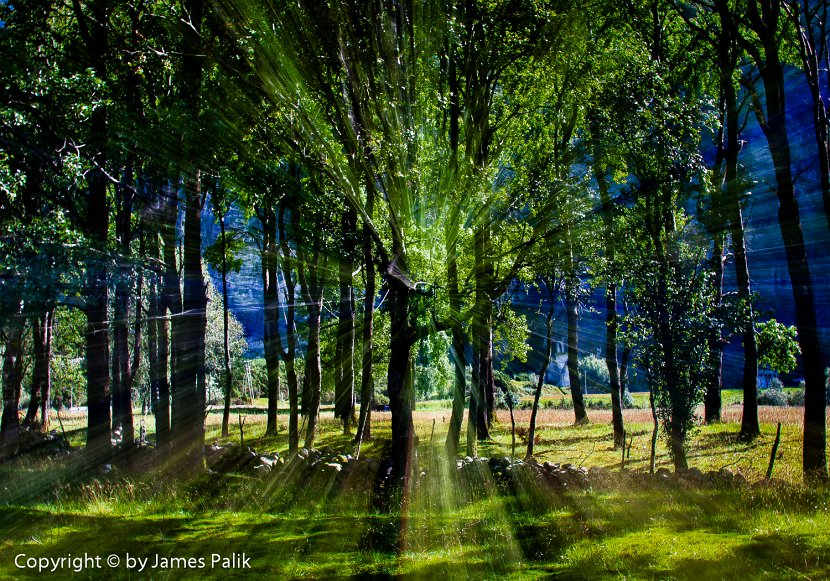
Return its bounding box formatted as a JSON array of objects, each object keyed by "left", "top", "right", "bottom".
[{"left": 1, "top": 394, "right": 828, "bottom": 579}]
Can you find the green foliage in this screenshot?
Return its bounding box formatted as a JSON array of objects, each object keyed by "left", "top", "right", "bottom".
[
  {"left": 204, "top": 232, "right": 245, "bottom": 275},
  {"left": 757, "top": 379, "right": 788, "bottom": 406},
  {"left": 50, "top": 306, "right": 87, "bottom": 408},
  {"left": 580, "top": 355, "right": 610, "bottom": 393},
  {"left": 756, "top": 319, "right": 800, "bottom": 375},
  {"left": 204, "top": 280, "right": 248, "bottom": 397},
  {"left": 493, "top": 303, "right": 530, "bottom": 368},
  {"left": 788, "top": 388, "right": 805, "bottom": 407},
  {"left": 415, "top": 332, "right": 453, "bottom": 400}
]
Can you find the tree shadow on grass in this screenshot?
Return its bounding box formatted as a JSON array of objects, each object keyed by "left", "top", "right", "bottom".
[{"left": 0, "top": 506, "right": 402, "bottom": 579}]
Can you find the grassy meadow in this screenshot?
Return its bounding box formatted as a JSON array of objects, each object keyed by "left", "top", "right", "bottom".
[{"left": 1, "top": 392, "right": 829, "bottom": 579}]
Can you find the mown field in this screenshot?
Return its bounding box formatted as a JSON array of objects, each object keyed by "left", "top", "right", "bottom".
[{"left": 1, "top": 393, "right": 828, "bottom": 579}]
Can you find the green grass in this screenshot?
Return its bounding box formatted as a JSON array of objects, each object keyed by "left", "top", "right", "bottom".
[
  {"left": 1, "top": 467, "right": 828, "bottom": 579},
  {"left": 3, "top": 401, "right": 829, "bottom": 579}
]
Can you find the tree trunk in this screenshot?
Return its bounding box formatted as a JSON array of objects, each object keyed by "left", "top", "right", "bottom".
[
  {"left": 112, "top": 173, "right": 135, "bottom": 448},
  {"left": 220, "top": 210, "right": 233, "bottom": 438},
  {"left": 527, "top": 295, "right": 554, "bottom": 459},
  {"left": 278, "top": 202, "right": 300, "bottom": 452},
  {"left": 788, "top": 0, "right": 830, "bottom": 231},
  {"left": 593, "top": 155, "right": 624, "bottom": 446},
  {"left": 174, "top": 0, "right": 206, "bottom": 464},
  {"left": 1, "top": 314, "right": 25, "bottom": 459},
  {"left": 157, "top": 186, "right": 177, "bottom": 448},
  {"left": 355, "top": 188, "right": 375, "bottom": 446},
  {"left": 705, "top": 2, "right": 732, "bottom": 424},
  {"left": 336, "top": 205, "right": 356, "bottom": 433},
  {"left": 746, "top": 0, "right": 827, "bottom": 479},
  {"left": 649, "top": 383, "right": 658, "bottom": 474},
  {"left": 732, "top": 182, "right": 759, "bottom": 440},
  {"left": 387, "top": 275, "right": 415, "bottom": 484},
  {"left": 705, "top": 235, "right": 724, "bottom": 423},
  {"left": 83, "top": 0, "right": 111, "bottom": 458},
  {"left": 261, "top": 206, "right": 281, "bottom": 436},
  {"left": 565, "top": 265, "right": 588, "bottom": 424},
  {"left": 444, "top": 239, "right": 466, "bottom": 457},
  {"left": 300, "top": 254, "right": 323, "bottom": 449},
  {"left": 468, "top": 224, "right": 492, "bottom": 447},
  {"left": 173, "top": 166, "right": 207, "bottom": 459},
  {"left": 25, "top": 311, "right": 51, "bottom": 430}
]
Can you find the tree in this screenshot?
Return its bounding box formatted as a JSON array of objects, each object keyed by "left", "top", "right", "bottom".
[
  {"left": 609, "top": 0, "right": 716, "bottom": 470},
  {"left": 739, "top": 0, "right": 827, "bottom": 481},
  {"left": 171, "top": 0, "right": 208, "bottom": 465},
  {"left": 204, "top": 188, "right": 245, "bottom": 437},
  {"left": 526, "top": 275, "right": 562, "bottom": 459},
  {"left": 784, "top": 0, "right": 830, "bottom": 231},
  {"left": 756, "top": 319, "right": 801, "bottom": 376},
  {"left": 0, "top": 306, "right": 25, "bottom": 459}
]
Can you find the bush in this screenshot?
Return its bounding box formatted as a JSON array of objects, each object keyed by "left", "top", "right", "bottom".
[
  {"left": 788, "top": 388, "right": 805, "bottom": 406},
  {"left": 581, "top": 355, "right": 610, "bottom": 393},
  {"left": 587, "top": 398, "right": 611, "bottom": 410},
  {"left": 515, "top": 372, "right": 539, "bottom": 387},
  {"left": 545, "top": 398, "right": 573, "bottom": 410},
  {"left": 757, "top": 381, "right": 789, "bottom": 406},
  {"left": 622, "top": 388, "right": 636, "bottom": 409},
  {"left": 373, "top": 389, "right": 389, "bottom": 407}
]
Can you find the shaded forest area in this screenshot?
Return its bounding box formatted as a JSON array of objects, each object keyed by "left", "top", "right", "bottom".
[{"left": 2, "top": 0, "right": 830, "bottom": 493}]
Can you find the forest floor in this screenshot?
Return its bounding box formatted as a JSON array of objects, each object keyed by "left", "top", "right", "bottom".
[{"left": 1, "top": 394, "right": 829, "bottom": 579}]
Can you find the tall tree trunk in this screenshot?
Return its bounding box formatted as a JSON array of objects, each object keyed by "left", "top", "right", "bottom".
[
  {"left": 705, "top": 234, "right": 725, "bottom": 423},
  {"left": 593, "top": 152, "right": 624, "bottom": 446},
  {"left": 444, "top": 49, "right": 466, "bottom": 458},
  {"left": 565, "top": 283, "right": 587, "bottom": 424},
  {"left": 788, "top": 0, "right": 830, "bottom": 231},
  {"left": 261, "top": 206, "right": 281, "bottom": 436},
  {"left": 112, "top": 172, "right": 135, "bottom": 447},
  {"left": 444, "top": 233, "right": 466, "bottom": 457},
  {"left": 220, "top": 209, "right": 233, "bottom": 438},
  {"left": 174, "top": 0, "right": 206, "bottom": 463},
  {"left": 25, "top": 312, "right": 51, "bottom": 430},
  {"left": 336, "top": 205, "right": 356, "bottom": 433},
  {"left": 731, "top": 161, "right": 759, "bottom": 440},
  {"left": 712, "top": 6, "right": 759, "bottom": 438},
  {"left": 158, "top": 186, "right": 178, "bottom": 448},
  {"left": 174, "top": 167, "right": 207, "bottom": 458},
  {"left": 147, "top": 218, "right": 167, "bottom": 439},
  {"left": 279, "top": 202, "right": 299, "bottom": 452},
  {"left": 387, "top": 273, "right": 416, "bottom": 484},
  {"left": 82, "top": 0, "right": 111, "bottom": 458},
  {"left": 1, "top": 313, "right": 25, "bottom": 459},
  {"left": 39, "top": 310, "right": 53, "bottom": 430},
  {"left": 300, "top": 254, "right": 323, "bottom": 449},
  {"left": 355, "top": 188, "right": 375, "bottom": 446},
  {"left": 745, "top": 0, "right": 827, "bottom": 480},
  {"left": 468, "top": 224, "right": 492, "bottom": 448},
  {"left": 705, "top": 4, "right": 732, "bottom": 423},
  {"left": 564, "top": 232, "right": 587, "bottom": 424},
  {"left": 527, "top": 290, "right": 554, "bottom": 459}
]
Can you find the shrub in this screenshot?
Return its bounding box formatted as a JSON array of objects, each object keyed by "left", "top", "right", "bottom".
[
  {"left": 581, "top": 355, "right": 610, "bottom": 393},
  {"left": 757, "top": 382, "right": 789, "bottom": 406},
  {"left": 788, "top": 388, "right": 805, "bottom": 406},
  {"left": 587, "top": 398, "right": 611, "bottom": 410},
  {"left": 373, "top": 390, "right": 389, "bottom": 407},
  {"left": 515, "top": 372, "right": 538, "bottom": 383},
  {"left": 622, "top": 388, "right": 636, "bottom": 409}
]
